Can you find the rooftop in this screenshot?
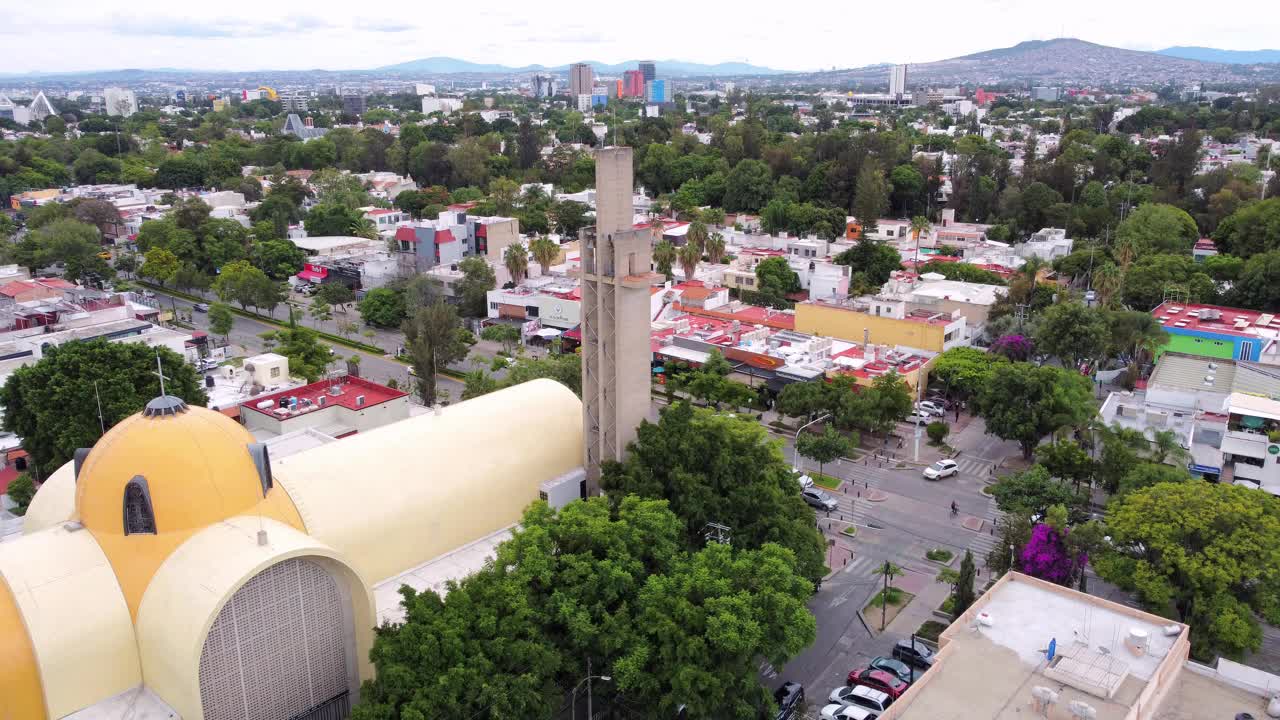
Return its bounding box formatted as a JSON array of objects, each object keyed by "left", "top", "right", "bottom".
[
  {"left": 1149, "top": 352, "right": 1280, "bottom": 398},
  {"left": 1152, "top": 302, "right": 1280, "bottom": 339},
  {"left": 240, "top": 375, "right": 407, "bottom": 418}
]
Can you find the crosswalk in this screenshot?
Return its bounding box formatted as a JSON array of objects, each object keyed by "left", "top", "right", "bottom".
[{"left": 952, "top": 454, "right": 995, "bottom": 477}]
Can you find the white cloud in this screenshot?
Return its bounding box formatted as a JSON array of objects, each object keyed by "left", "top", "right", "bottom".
[{"left": 1, "top": 0, "right": 1278, "bottom": 73}]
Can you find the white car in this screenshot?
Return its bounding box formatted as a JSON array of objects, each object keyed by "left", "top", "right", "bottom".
[
  {"left": 820, "top": 703, "right": 878, "bottom": 720},
  {"left": 904, "top": 413, "right": 931, "bottom": 426},
  {"left": 915, "top": 400, "right": 946, "bottom": 417},
  {"left": 794, "top": 471, "right": 815, "bottom": 490},
  {"left": 923, "top": 459, "right": 958, "bottom": 480},
  {"left": 828, "top": 685, "right": 893, "bottom": 713}
]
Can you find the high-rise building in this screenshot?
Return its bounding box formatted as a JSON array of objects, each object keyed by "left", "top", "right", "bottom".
[
  {"left": 103, "top": 87, "right": 137, "bottom": 117},
  {"left": 889, "top": 64, "right": 909, "bottom": 97},
  {"left": 623, "top": 70, "right": 645, "bottom": 98},
  {"left": 580, "top": 147, "right": 654, "bottom": 494},
  {"left": 638, "top": 61, "right": 656, "bottom": 83},
  {"left": 532, "top": 74, "right": 556, "bottom": 98},
  {"left": 646, "top": 79, "right": 672, "bottom": 104},
  {"left": 569, "top": 63, "right": 594, "bottom": 98},
  {"left": 282, "top": 91, "right": 309, "bottom": 112},
  {"left": 342, "top": 94, "right": 367, "bottom": 117}
]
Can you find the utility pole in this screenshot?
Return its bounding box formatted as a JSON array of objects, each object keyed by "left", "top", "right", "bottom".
[
  {"left": 881, "top": 560, "right": 890, "bottom": 631},
  {"left": 587, "top": 658, "right": 594, "bottom": 720}
]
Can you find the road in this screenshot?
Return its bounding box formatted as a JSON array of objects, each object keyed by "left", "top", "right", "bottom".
[{"left": 147, "top": 289, "right": 466, "bottom": 401}]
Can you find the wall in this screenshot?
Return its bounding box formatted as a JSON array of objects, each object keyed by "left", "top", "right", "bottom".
[
  {"left": 1163, "top": 332, "right": 1243, "bottom": 360},
  {"left": 796, "top": 302, "right": 947, "bottom": 352},
  {"left": 241, "top": 397, "right": 410, "bottom": 438}
]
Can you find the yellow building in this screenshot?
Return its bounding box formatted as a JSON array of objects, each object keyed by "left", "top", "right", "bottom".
[
  {"left": 0, "top": 380, "right": 584, "bottom": 720},
  {"left": 795, "top": 298, "right": 967, "bottom": 354}
]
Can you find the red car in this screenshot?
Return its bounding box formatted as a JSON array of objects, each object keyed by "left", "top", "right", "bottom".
[{"left": 847, "top": 667, "right": 908, "bottom": 699}]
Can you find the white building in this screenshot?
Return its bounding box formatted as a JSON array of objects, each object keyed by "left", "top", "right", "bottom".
[
  {"left": 889, "top": 64, "right": 908, "bottom": 96},
  {"left": 421, "top": 97, "right": 463, "bottom": 115},
  {"left": 103, "top": 87, "right": 138, "bottom": 117},
  {"left": 1017, "top": 227, "right": 1073, "bottom": 261}
]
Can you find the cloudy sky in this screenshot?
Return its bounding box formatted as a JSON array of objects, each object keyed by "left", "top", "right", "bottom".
[{"left": 2, "top": 0, "right": 1277, "bottom": 74}]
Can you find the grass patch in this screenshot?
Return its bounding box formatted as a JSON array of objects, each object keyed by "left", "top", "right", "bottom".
[
  {"left": 925, "top": 548, "right": 953, "bottom": 563},
  {"left": 939, "top": 595, "right": 956, "bottom": 615},
  {"left": 981, "top": 484, "right": 995, "bottom": 496},
  {"left": 915, "top": 620, "right": 948, "bottom": 643},
  {"left": 811, "top": 472, "right": 842, "bottom": 490},
  {"left": 868, "top": 587, "right": 907, "bottom": 608},
  {"left": 864, "top": 589, "right": 915, "bottom": 631},
  {"left": 841, "top": 525, "right": 857, "bottom": 537}
]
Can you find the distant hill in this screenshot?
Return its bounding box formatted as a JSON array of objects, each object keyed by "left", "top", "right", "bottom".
[
  {"left": 799, "top": 38, "right": 1279, "bottom": 87},
  {"left": 1158, "top": 46, "right": 1280, "bottom": 64},
  {"left": 374, "top": 57, "right": 785, "bottom": 77}
]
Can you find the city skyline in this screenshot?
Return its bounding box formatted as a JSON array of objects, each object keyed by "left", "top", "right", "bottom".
[{"left": 1, "top": 0, "right": 1278, "bottom": 74}]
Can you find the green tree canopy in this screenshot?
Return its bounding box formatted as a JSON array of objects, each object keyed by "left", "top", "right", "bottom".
[
  {"left": 753, "top": 256, "right": 801, "bottom": 308},
  {"left": 0, "top": 341, "right": 208, "bottom": 470},
  {"left": 454, "top": 256, "right": 497, "bottom": 318},
  {"left": 976, "top": 362, "right": 1094, "bottom": 459},
  {"left": 931, "top": 347, "right": 1003, "bottom": 399},
  {"left": 1213, "top": 198, "right": 1280, "bottom": 259},
  {"left": 1116, "top": 203, "right": 1200, "bottom": 255},
  {"left": 919, "top": 261, "right": 1006, "bottom": 286},
  {"left": 796, "top": 425, "right": 853, "bottom": 478},
  {"left": 1036, "top": 302, "right": 1109, "bottom": 370},
  {"left": 1094, "top": 482, "right": 1280, "bottom": 660},
  {"left": 603, "top": 401, "right": 826, "bottom": 582},
  {"left": 261, "top": 312, "right": 332, "bottom": 382},
  {"left": 358, "top": 287, "right": 407, "bottom": 328},
  {"left": 402, "top": 301, "right": 470, "bottom": 405},
  {"left": 990, "top": 464, "right": 1088, "bottom": 520}
]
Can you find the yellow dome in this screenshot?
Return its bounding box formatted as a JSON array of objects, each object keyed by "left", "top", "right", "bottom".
[{"left": 76, "top": 398, "right": 268, "bottom": 535}]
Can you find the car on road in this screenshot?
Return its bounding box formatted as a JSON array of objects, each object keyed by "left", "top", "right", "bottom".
[
  {"left": 141, "top": 290, "right": 156, "bottom": 299},
  {"left": 903, "top": 412, "right": 931, "bottom": 426},
  {"left": 915, "top": 400, "right": 946, "bottom": 417},
  {"left": 922, "top": 459, "right": 958, "bottom": 480},
  {"left": 828, "top": 684, "right": 893, "bottom": 712},
  {"left": 868, "top": 656, "right": 915, "bottom": 685},
  {"left": 773, "top": 681, "right": 805, "bottom": 720},
  {"left": 193, "top": 303, "right": 209, "bottom": 312},
  {"left": 846, "top": 668, "right": 908, "bottom": 700},
  {"left": 819, "top": 703, "right": 878, "bottom": 720},
  {"left": 891, "top": 638, "right": 936, "bottom": 670},
  {"left": 802, "top": 487, "right": 839, "bottom": 512}
]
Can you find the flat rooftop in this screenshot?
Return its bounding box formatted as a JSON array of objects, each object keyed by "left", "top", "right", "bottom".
[
  {"left": 241, "top": 375, "right": 407, "bottom": 417},
  {"left": 1153, "top": 302, "right": 1280, "bottom": 339}
]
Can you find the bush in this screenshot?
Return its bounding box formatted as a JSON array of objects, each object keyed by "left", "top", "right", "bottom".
[
  {"left": 868, "top": 587, "right": 905, "bottom": 607},
  {"left": 939, "top": 595, "right": 956, "bottom": 615},
  {"left": 926, "top": 548, "right": 954, "bottom": 563},
  {"left": 926, "top": 421, "right": 950, "bottom": 445},
  {"left": 915, "top": 620, "right": 948, "bottom": 642},
  {"left": 6, "top": 473, "right": 35, "bottom": 516}
]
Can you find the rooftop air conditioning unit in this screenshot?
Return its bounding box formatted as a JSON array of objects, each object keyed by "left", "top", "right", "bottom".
[
  {"left": 1067, "top": 701, "right": 1097, "bottom": 720},
  {"left": 355, "top": 395, "right": 365, "bottom": 407},
  {"left": 316, "top": 396, "right": 326, "bottom": 407}
]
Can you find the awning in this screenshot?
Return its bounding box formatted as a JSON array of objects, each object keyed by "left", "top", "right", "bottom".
[
  {"left": 535, "top": 328, "right": 562, "bottom": 339},
  {"left": 297, "top": 270, "right": 325, "bottom": 282}
]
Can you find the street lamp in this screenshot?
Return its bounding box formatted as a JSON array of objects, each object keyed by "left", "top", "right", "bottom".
[
  {"left": 793, "top": 413, "right": 832, "bottom": 470},
  {"left": 572, "top": 659, "right": 612, "bottom": 720}
]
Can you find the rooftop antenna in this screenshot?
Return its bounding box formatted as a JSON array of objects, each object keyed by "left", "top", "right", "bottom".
[{"left": 152, "top": 349, "right": 170, "bottom": 397}]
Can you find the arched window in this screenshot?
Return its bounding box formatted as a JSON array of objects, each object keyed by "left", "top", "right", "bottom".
[{"left": 123, "top": 475, "right": 156, "bottom": 535}]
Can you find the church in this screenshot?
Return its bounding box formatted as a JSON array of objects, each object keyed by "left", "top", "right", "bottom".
[{"left": 0, "top": 379, "right": 584, "bottom": 720}]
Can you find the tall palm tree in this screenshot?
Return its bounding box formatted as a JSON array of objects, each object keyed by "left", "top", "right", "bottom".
[
  {"left": 705, "top": 232, "right": 727, "bottom": 265},
  {"left": 677, "top": 241, "right": 701, "bottom": 283},
  {"left": 528, "top": 236, "right": 559, "bottom": 273},
  {"left": 909, "top": 215, "right": 932, "bottom": 274},
  {"left": 1150, "top": 429, "right": 1191, "bottom": 466},
  {"left": 503, "top": 242, "right": 529, "bottom": 284},
  {"left": 1093, "top": 263, "right": 1122, "bottom": 308},
  {"left": 685, "top": 220, "right": 709, "bottom": 255},
  {"left": 653, "top": 239, "right": 677, "bottom": 281}
]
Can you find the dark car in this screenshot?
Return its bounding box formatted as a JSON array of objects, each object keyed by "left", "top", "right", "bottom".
[
  {"left": 869, "top": 656, "right": 915, "bottom": 685},
  {"left": 891, "top": 638, "right": 936, "bottom": 670},
  {"left": 774, "top": 681, "right": 804, "bottom": 720},
  {"left": 846, "top": 668, "right": 908, "bottom": 700}
]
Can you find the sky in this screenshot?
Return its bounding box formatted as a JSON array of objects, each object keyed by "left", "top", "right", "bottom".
[{"left": 1, "top": 0, "right": 1278, "bottom": 74}]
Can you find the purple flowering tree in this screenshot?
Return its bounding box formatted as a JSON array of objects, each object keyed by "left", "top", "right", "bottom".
[
  {"left": 1020, "top": 523, "right": 1086, "bottom": 585},
  {"left": 991, "top": 334, "right": 1035, "bottom": 362}
]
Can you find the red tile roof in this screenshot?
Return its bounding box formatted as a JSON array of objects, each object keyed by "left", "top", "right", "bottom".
[
  {"left": 435, "top": 229, "right": 456, "bottom": 244},
  {"left": 394, "top": 226, "right": 418, "bottom": 243}
]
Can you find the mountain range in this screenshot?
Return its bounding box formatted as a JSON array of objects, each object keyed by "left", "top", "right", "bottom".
[
  {"left": 374, "top": 57, "right": 784, "bottom": 76},
  {"left": 1157, "top": 46, "right": 1280, "bottom": 65}
]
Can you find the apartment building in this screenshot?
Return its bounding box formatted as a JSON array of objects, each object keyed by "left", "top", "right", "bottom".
[{"left": 795, "top": 296, "right": 967, "bottom": 353}]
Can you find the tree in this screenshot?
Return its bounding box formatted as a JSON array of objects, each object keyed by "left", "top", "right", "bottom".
[
  {"left": 1036, "top": 302, "right": 1108, "bottom": 370},
  {"left": 502, "top": 242, "right": 529, "bottom": 284},
  {"left": 705, "top": 232, "right": 727, "bottom": 265},
  {"left": 309, "top": 300, "right": 332, "bottom": 328},
  {"left": 1094, "top": 482, "right": 1280, "bottom": 660},
  {"left": 0, "top": 340, "right": 207, "bottom": 471},
  {"left": 1020, "top": 520, "right": 1086, "bottom": 586},
  {"left": 212, "top": 260, "right": 273, "bottom": 312},
  {"left": 1117, "top": 462, "right": 1193, "bottom": 497},
  {"left": 754, "top": 256, "right": 801, "bottom": 307},
  {"left": 314, "top": 282, "right": 356, "bottom": 311},
  {"left": 1213, "top": 198, "right": 1280, "bottom": 259},
  {"left": 677, "top": 241, "right": 702, "bottom": 282},
  {"left": 463, "top": 351, "right": 581, "bottom": 400},
  {"left": 139, "top": 247, "right": 180, "bottom": 286},
  {"left": 990, "top": 464, "right": 1087, "bottom": 520},
  {"left": 723, "top": 159, "right": 773, "bottom": 213},
  {"left": 14, "top": 219, "right": 110, "bottom": 282},
  {"left": 454, "top": 256, "right": 496, "bottom": 318},
  {"left": 208, "top": 302, "right": 234, "bottom": 339},
  {"left": 795, "top": 425, "right": 852, "bottom": 479},
  {"left": 861, "top": 371, "right": 915, "bottom": 436},
  {"left": 977, "top": 362, "right": 1094, "bottom": 459},
  {"left": 480, "top": 323, "right": 521, "bottom": 354},
  {"left": 358, "top": 287, "right": 406, "bottom": 328},
  {"left": 5, "top": 473, "right": 35, "bottom": 516},
  {"left": 602, "top": 401, "right": 827, "bottom": 582},
  {"left": 954, "top": 551, "right": 977, "bottom": 615},
  {"left": 550, "top": 199, "right": 590, "bottom": 236},
  {"left": 303, "top": 203, "right": 365, "bottom": 237},
  {"left": 261, "top": 311, "right": 333, "bottom": 382},
  {"left": 933, "top": 347, "right": 1003, "bottom": 400},
  {"left": 853, "top": 161, "right": 889, "bottom": 232},
  {"left": 834, "top": 241, "right": 902, "bottom": 294},
  {"left": 402, "top": 302, "right": 470, "bottom": 405},
  {"left": 1231, "top": 250, "right": 1280, "bottom": 311},
  {"left": 775, "top": 381, "right": 827, "bottom": 421},
  {"left": 653, "top": 239, "right": 677, "bottom": 281},
  {"left": 1038, "top": 440, "right": 1095, "bottom": 490},
  {"left": 528, "top": 235, "right": 559, "bottom": 272},
  {"left": 249, "top": 239, "right": 305, "bottom": 280},
  {"left": 926, "top": 421, "right": 950, "bottom": 444},
  {"left": 919, "top": 261, "right": 1006, "bottom": 286},
  {"left": 873, "top": 562, "right": 905, "bottom": 630},
  {"left": 1116, "top": 203, "right": 1200, "bottom": 255}
]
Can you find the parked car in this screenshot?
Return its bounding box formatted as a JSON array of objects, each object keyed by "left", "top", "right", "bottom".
[
  {"left": 141, "top": 290, "right": 156, "bottom": 299},
  {"left": 846, "top": 668, "right": 908, "bottom": 700},
  {"left": 924, "top": 393, "right": 951, "bottom": 409},
  {"left": 891, "top": 638, "right": 936, "bottom": 670},
  {"left": 915, "top": 400, "right": 946, "bottom": 417},
  {"left": 774, "top": 681, "right": 805, "bottom": 720},
  {"left": 192, "top": 303, "right": 209, "bottom": 312},
  {"left": 828, "top": 683, "right": 893, "bottom": 712},
  {"left": 795, "top": 472, "right": 815, "bottom": 490},
  {"left": 820, "top": 703, "right": 877, "bottom": 720},
  {"left": 802, "top": 487, "right": 839, "bottom": 512},
  {"left": 922, "top": 459, "right": 958, "bottom": 480},
  {"left": 868, "top": 656, "right": 915, "bottom": 685},
  {"left": 904, "top": 412, "right": 931, "bottom": 426}
]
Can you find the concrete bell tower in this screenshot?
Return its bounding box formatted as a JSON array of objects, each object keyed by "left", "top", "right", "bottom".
[{"left": 580, "top": 147, "right": 656, "bottom": 495}]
